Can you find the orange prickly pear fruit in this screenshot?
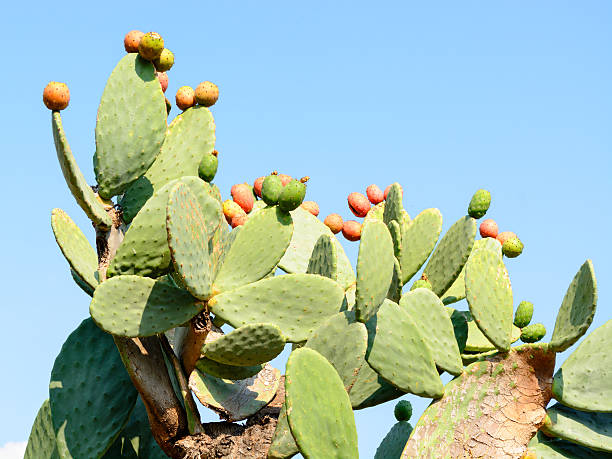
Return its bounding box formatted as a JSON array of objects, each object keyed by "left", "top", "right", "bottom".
[
  {"left": 175, "top": 86, "right": 195, "bottom": 111},
  {"left": 301, "top": 201, "right": 319, "bottom": 217},
  {"left": 124, "top": 30, "right": 144, "bottom": 53},
  {"left": 497, "top": 231, "right": 517, "bottom": 246},
  {"left": 195, "top": 81, "right": 219, "bottom": 107},
  {"left": 324, "top": 214, "right": 343, "bottom": 234},
  {"left": 342, "top": 220, "right": 362, "bottom": 241},
  {"left": 157, "top": 72, "right": 168, "bottom": 93},
  {"left": 231, "top": 183, "right": 255, "bottom": 213},
  {"left": 253, "top": 176, "right": 265, "bottom": 198},
  {"left": 348, "top": 192, "right": 371, "bottom": 218},
  {"left": 231, "top": 213, "right": 248, "bottom": 228},
  {"left": 43, "top": 82, "right": 70, "bottom": 111},
  {"left": 479, "top": 219, "right": 498, "bottom": 239},
  {"left": 223, "top": 199, "right": 246, "bottom": 225},
  {"left": 366, "top": 184, "right": 384, "bottom": 205}
]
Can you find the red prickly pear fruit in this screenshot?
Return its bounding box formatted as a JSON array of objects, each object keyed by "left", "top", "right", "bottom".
[
  {"left": 384, "top": 184, "right": 403, "bottom": 200},
  {"left": 124, "top": 30, "right": 144, "bottom": 53},
  {"left": 43, "top": 82, "right": 70, "bottom": 111},
  {"left": 175, "top": 86, "right": 195, "bottom": 111},
  {"left": 300, "top": 201, "right": 319, "bottom": 217},
  {"left": 497, "top": 231, "right": 517, "bottom": 246},
  {"left": 366, "top": 184, "right": 384, "bottom": 205},
  {"left": 138, "top": 32, "right": 164, "bottom": 61},
  {"left": 223, "top": 199, "right": 245, "bottom": 225},
  {"left": 231, "top": 213, "right": 248, "bottom": 228},
  {"left": 231, "top": 183, "right": 255, "bottom": 213},
  {"left": 342, "top": 220, "right": 362, "bottom": 241},
  {"left": 253, "top": 177, "right": 265, "bottom": 198},
  {"left": 324, "top": 214, "right": 343, "bottom": 234},
  {"left": 157, "top": 72, "right": 168, "bottom": 93},
  {"left": 348, "top": 192, "right": 371, "bottom": 218},
  {"left": 195, "top": 81, "right": 219, "bottom": 107},
  {"left": 154, "top": 48, "right": 174, "bottom": 72},
  {"left": 479, "top": 219, "right": 498, "bottom": 239},
  {"left": 278, "top": 174, "right": 293, "bottom": 186}
]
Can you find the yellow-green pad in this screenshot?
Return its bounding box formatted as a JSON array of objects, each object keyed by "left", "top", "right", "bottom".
[
  {"left": 202, "top": 323, "right": 286, "bottom": 366},
  {"left": 388, "top": 220, "right": 403, "bottom": 263},
  {"left": 189, "top": 364, "right": 280, "bottom": 422},
  {"left": 50, "top": 318, "right": 138, "bottom": 459},
  {"left": 355, "top": 219, "right": 395, "bottom": 323},
  {"left": 349, "top": 360, "right": 405, "bottom": 410},
  {"left": 387, "top": 257, "right": 403, "bottom": 303},
  {"left": 51, "top": 208, "right": 99, "bottom": 292},
  {"left": 542, "top": 403, "right": 612, "bottom": 453},
  {"left": 400, "top": 289, "right": 462, "bottom": 375},
  {"left": 465, "top": 248, "right": 514, "bottom": 351},
  {"left": 383, "top": 183, "right": 403, "bottom": 227},
  {"left": 550, "top": 259, "right": 597, "bottom": 352},
  {"left": 90, "top": 275, "right": 204, "bottom": 337},
  {"left": 52, "top": 112, "right": 112, "bottom": 228},
  {"left": 195, "top": 357, "right": 263, "bottom": 380},
  {"left": 374, "top": 421, "right": 413, "bottom": 459},
  {"left": 268, "top": 403, "right": 299, "bottom": 459},
  {"left": 209, "top": 217, "right": 230, "bottom": 278},
  {"left": 278, "top": 207, "right": 355, "bottom": 289},
  {"left": 400, "top": 208, "right": 442, "bottom": 285},
  {"left": 167, "top": 182, "right": 213, "bottom": 300},
  {"left": 212, "top": 207, "right": 292, "bottom": 293},
  {"left": 209, "top": 273, "right": 344, "bottom": 342},
  {"left": 527, "top": 431, "right": 611, "bottom": 459},
  {"left": 286, "top": 348, "right": 358, "bottom": 459},
  {"left": 95, "top": 54, "right": 167, "bottom": 198},
  {"left": 365, "top": 299, "right": 444, "bottom": 398},
  {"left": 24, "top": 399, "right": 59, "bottom": 459},
  {"left": 423, "top": 216, "right": 477, "bottom": 295},
  {"left": 552, "top": 319, "right": 612, "bottom": 412},
  {"left": 306, "top": 234, "right": 338, "bottom": 280},
  {"left": 461, "top": 311, "right": 521, "bottom": 352},
  {"left": 120, "top": 106, "right": 216, "bottom": 222}
]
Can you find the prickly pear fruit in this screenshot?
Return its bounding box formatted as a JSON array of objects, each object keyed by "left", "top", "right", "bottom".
[
  {"left": 520, "top": 323, "right": 546, "bottom": 343},
  {"left": 497, "top": 231, "right": 517, "bottom": 246},
  {"left": 157, "top": 72, "right": 168, "bottom": 93},
  {"left": 278, "top": 174, "right": 292, "bottom": 186},
  {"left": 198, "top": 153, "right": 218, "bottom": 182},
  {"left": 479, "top": 219, "right": 498, "bottom": 239},
  {"left": 394, "top": 400, "right": 413, "bottom": 422},
  {"left": 123, "top": 30, "right": 144, "bottom": 53},
  {"left": 278, "top": 179, "right": 306, "bottom": 212},
  {"left": 324, "top": 214, "right": 343, "bottom": 234},
  {"left": 43, "top": 82, "right": 70, "bottom": 111},
  {"left": 231, "top": 183, "right": 255, "bottom": 213},
  {"left": 195, "top": 81, "right": 219, "bottom": 107},
  {"left": 175, "top": 86, "right": 195, "bottom": 111},
  {"left": 154, "top": 48, "right": 174, "bottom": 72},
  {"left": 223, "top": 199, "right": 246, "bottom": 225},
  {"left": 253, "top": 177, "right": 265, "bottom": 198},
  {"left": 410, "top": 279, "right": 432, "bottom": 291},
  {"left": 468, "top": 189, "right": 491, "bottom": 219},
  {"left": 138, "top": 32, "right": 164, "bottom": 61},
  {"left": 348, "top": 192, "right": 371, "bottom": 218},
  {"left": 502, "top": 237, "right": 523, "bottom": 258},
  {"left": 366, "top": 184, "right": 384, "bottom": 205},
  {"left": 231, "top": 213, "right": 247, "bottom": 228},
  {"left": 300, "top": 201, "right": 319, "bottom": 216},
  {"left": 261, "top": 174, "right": 283, "bottom": 205},
  {"left": 514, "top": 301, "right": 533, "bottom": 328},
  {"left": 342, "top": 220, "right": 362, "bottom": 241},
  {"left": 384, "top": 183, "right": 403, "bottom": 200}
]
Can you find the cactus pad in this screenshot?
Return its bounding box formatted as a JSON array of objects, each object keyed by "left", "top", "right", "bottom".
[
  {"left": 383, "top": 183, "right": 403, "bottom": 227},
  {"left": 388, "top": 220, "right": 403, "bottom": 262},
  {"left": 268, "top": 403, "right": 299, "bottom": 459},
  {"left": 400, "top": 208, "right": 442, "bottom": 284},
  {"left": 527, "top": 431, "right": 611, "bottom": 458},
  {"left": 387, "top": 257, "right": 403, "bottom": 303},
  {"left": 306, "top": 234, "right": 338, "bottom": 280},
  {"left": 285, "top": 348, "right": 359, "bottom": 458},
  {"left": 349, "top": 360, "right": 405, "bottom": 409},
  {"left": 70, "top": 268, "right": 95, "bottom": 297},
  {"left": 195, "top": 358, "right": 263, "bottom": 380},
  {"left": 446, "top": 307, "right": 468, "bottom": 353},
  {"left": 90, "top": 275, "right": 203, "bottom": 337},
  {"left": 24, "top": 399, "right": 59, "bottom": 459},
  {"left": 95, "top": 54, "right": 167, "bottom": 198},
  {"left": 374, "top": 422, "right": 413, "bottom": 459},
  {"left": 550, "top": 259, "right": 597, "bottom": 352}
]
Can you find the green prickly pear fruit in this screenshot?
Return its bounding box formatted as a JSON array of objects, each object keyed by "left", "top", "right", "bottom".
[
  {"left": 384, "top": 183, "right": 403, "bottom": 200},
  {"left": 342, "top": 220, "right": 362, "bottom": 241},
  {"left": 410, "top": 279, "right": 432, "bottom": 291},
  {"left": 468, "top": 189, "right": 491, "bottom": 219},
  {"left": 198, "top": 153, "right": 218, "bottom": 182},
  {"left": 278, "top": 178, "right": 307, "bottom": 212},
  {"left": 479, "top": 219, "right": 498, "bottom": 239},
  {"left": 514, "top": 301, "right": 533, "bottom": 328},
  {"left": 138, "top": 32, "right": 164, "bottom": 61},
  {"left": 154, "top": 48, "right": 174, "bottom": 72},
  {"left": 502, "top": 237, "right": 523, "bottom": 258},
  {"left": 520, "top": 323, "right": 546, "bottom": 343},
  {"left": 195, "top": 81, "right": 219, "bottom": 107},
  {"left": 497, "top": 231, "right": 517, "bottom": 246},
  {"left": 123, "top": 30, "right": 144, "bottom": 53},
  {"left": 231, "top": 183, "right": 255, "bottom": 213},
  {"left": 261, "top": 174, "right": 283, "bottom": 205},
  {"left": 394, "top": 400, "right": 412, "bottom": 421},
  {"left": 324, "top": 213, "right": 343, "bottom": 234},
  {"left": 175, "top": 86, "right": 195, "bottom": 111},
  {"left": 43, "top": 82, "right": 70, "bottom": 110},
  {"left": 223, "top": 199, "right": 246, "bottom": 225},
  {"left": 300, "top": 201, "right": 319, "bottom": 216},
  {"left": 253, "top": 176, "right": 265, "bottom": 198},
  {"left": 348, "top": 192, "right": 371, "bottom": 218},
  {"left": 157, "top": 71, "right": 168, "bottom": 93},
  {"left": 366, "top": 184, "right": 384, "bottom": 205}
]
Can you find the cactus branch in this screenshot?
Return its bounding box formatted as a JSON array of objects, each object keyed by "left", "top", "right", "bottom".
[{"left": 180, "top": 310, "right": 211, "bottom": 376}]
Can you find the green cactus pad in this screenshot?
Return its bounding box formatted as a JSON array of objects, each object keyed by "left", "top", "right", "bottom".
[
  {"left": 285, "top": 348, "right": 359, "bottom": 459},
  {"left": 461, "top": 310, "right": 521, "bottom": 352},
  {"left": 383, "top": 183, "right": 403, "bottom": 226},
  {"left": 527, "top": 431, "right": 612, "bottom": 459},
  {"left": 355, "top": 219, "right": 395, "bottom": 323},
  {"left": 552, "top": 319, "right": 612, "bottom": 412},
  {"left": 387, "top": 257, "right": 403, "bottom": 303},
  {"left": 349, "top": 360, "right": 405, "bottom": 409},
  {"left": 51, "top": 112, "right": 112, "bottom": 228},
  {"left": 365, "top": 299, "right": 444, "bottom": 398},
  {"left": 50, "top": 318, "right": 138, "bottom": 459},
  {"left": 94, "top": 54, "right": 167, "bottom": 198},
  {"left": 465, "top": 248, "right": 514, "bottom": 351},
  {"left": 305, "top": 311, "right": 368, "bottom": 391},
  {"left": 514, "top": 300, "right": 534, "bottom": 328},
  {"left": 70, "top": 269, "right": 95, "bottom": 297},
  {"left": 212, "top": 206, "right": 292, "bottom": 293},
  {"left": 398, "top": 208, "right": 442, "bottom": 285},
  {"left": 520, "top": 323, "right": 546, "bottom": 343},
  {"left": 268, "top": 403, "right": 299, "bottom": 459},
  {"left": 388, "top": 220, "right": 403, "bottom": 262},
  {"left": 24, "top": 399, "right": 59, "bottom": 459},
  {"left": 202, "top": 323, "right": 286, "bottom": 366},
  {"left": 51, "top": 208, "right": 99, "bottom": 292},
  {"left": 550, "top": 259, "right": 597, "bottom": 352},
  {"left": 446, "top": 307, "right": 468, "bottom": 353},
  {"left": 189, "top": 364, "right": 280, "bottom": 422},
  {"left": 460, "top": 349, "right": 499, "bottom": 365},
  {"left": 306, "top": 234, "right": 338, "bottom": 280},
  {"left": 90, "top": 275, "right": 203, "bottom": 337},
  {"left": 374, "top": 422, "right": 413, "bottom": 459},
  {"left": 209, "top": 217, "right": 230, "bottom": 278},
  {"left": 110, "top": 176, "right": 220, "bottom": 278},
  {"left": 120, "top": 106, "right": 216, "bottom": 222},
  {"left": 195, "top": 358, "right": 263, "bottom": 380},
  {"left": 365, "top": 202, "right": 411, "bottom": 226},
  {"left": 400, "top": 289, "right": 462, "bottom": 375},
  {"left": 209, "top": 273, "right": 344, "bottom": 342},
  {"left": 542, "top": 403, "right": 612, "bottom": 453},
  {"left": 278, "top": 207, "right": 355, "bottom": 289},
  {"left": 167, "top": 182, "right": 216, "bottom": 300}
]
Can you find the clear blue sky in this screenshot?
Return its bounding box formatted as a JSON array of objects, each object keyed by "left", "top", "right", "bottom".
[{"left": 1, "top": 1, "right": 610, "bottom": 457}]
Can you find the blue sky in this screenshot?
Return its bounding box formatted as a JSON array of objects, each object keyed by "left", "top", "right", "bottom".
[{"left": 1, "top": 1, "right": 610, "bottom": 457}]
